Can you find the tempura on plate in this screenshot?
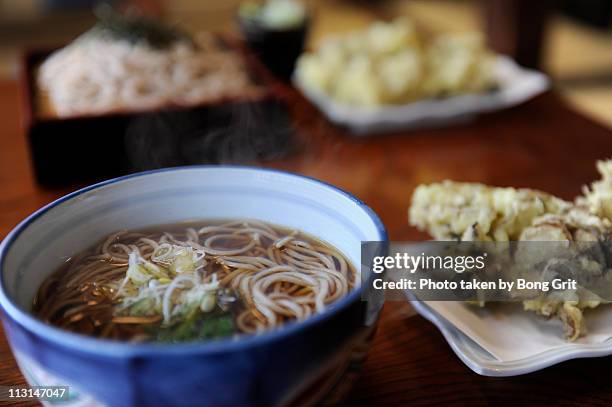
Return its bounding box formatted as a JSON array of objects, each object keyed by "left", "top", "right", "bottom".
[
  {"left": 409, "top": 160, "right": 612, "bottom": 340},
  {"left": 295, "top": 18, "right": 496, "bottom": 107}
]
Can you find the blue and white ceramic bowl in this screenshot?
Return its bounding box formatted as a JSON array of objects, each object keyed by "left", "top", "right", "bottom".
[{"left": 0, "top": 166, "right": 386, "bottom": 407}]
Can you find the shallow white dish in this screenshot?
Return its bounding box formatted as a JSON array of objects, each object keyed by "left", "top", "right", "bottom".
[
  {"left": 410, "top": 297, "right": 612, "bottom": 377},
  {"left": 294, "top": 55, "right": 549, "bottom": 134}
]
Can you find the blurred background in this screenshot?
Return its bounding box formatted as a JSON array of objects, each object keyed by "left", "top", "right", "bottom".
[{"left": 0, "top": 0, "right": 611, "bottom": 127}]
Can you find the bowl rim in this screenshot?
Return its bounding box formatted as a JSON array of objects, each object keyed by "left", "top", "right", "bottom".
[{"left": 0, "top": 165, "right": 387, "bottom": 357}]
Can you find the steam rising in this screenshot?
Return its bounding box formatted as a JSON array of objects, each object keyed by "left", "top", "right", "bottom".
[{"left": 125, "top": 100, "right": 295, "bottom": 171}]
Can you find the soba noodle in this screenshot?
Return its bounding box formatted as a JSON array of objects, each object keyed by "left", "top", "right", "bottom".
[
  {"left": 34, "top": 220, "right": 356, "bottom": 342},
  {"left": 38, "top": 30, "right": 256, "bottom": 117}
]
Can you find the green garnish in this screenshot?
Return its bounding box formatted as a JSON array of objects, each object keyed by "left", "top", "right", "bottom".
[
  {"left": 126, "top": 297, "right": 157, "bottom": 317},
  {"left": 154, "top": 312, "right": 235, "bottom": 343},
  {"left": 87, "top": 6, "right": 193, "bottom": 49},
  {"left": 199, "top": 314, "right": 235, "bottom": 338}
]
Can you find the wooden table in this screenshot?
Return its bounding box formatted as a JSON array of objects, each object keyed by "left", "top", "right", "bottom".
[{"left": 2, "top": 78, "right": 612, "bottom": 406}]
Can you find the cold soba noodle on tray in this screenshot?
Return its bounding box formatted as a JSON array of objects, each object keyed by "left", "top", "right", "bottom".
[{"left": 34, "top": 220, "right": 356, "bottom": 342}]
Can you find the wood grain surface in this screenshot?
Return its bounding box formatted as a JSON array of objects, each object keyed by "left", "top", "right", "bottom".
[{"left": 2, "top": 78, "right": 612, "bottom": 406}]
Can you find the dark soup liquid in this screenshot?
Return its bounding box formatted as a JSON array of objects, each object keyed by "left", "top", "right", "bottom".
[{"left": 34, "top": 219, "right": 356, "bottom": 343}]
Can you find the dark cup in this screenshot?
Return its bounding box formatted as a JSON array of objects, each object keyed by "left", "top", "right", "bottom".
[{"left": 238, "top": 16, "right": 309, "bottom": 82}]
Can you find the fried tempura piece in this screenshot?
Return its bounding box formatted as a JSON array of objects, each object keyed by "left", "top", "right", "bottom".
[
  {"left": 409, "top": 180, "right": 570, "bottom": 241},
  {"left": 580, "top": 160, "right": 612, "bottom": 222},
  {"left": 408, "top": 160, "right": 612, "bottom": 340}
]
